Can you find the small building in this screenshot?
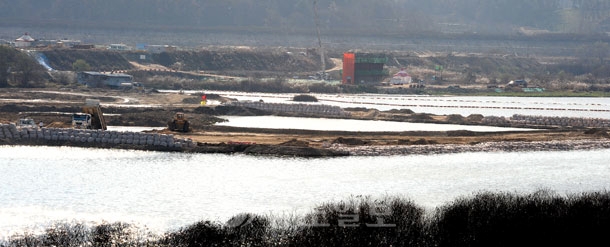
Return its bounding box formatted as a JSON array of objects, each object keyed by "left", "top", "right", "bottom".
[
  {"left": 507, "top": 80, "right": 528, "bottom": 88},
  {"left": 390, "top": 69, "right": 413, "bottom": 85},
  {"left": 77, "top": 71, "right": 133, "bottom": 88},
  {"left": 15, "top": 33, "right": 35, "bottom": 48},
  {"left": 58, "top": 39, "right": 82, "bottom": 48},
  {"left": 72, "top": 44, "right": 95, "bottom": 49},
  {"left": 145, "top": 45, "right": 177, "bottom": 54},
  {"left": 108, "top": 44, "right": 131, "bottom": 51},
  {"left": 34, "top": 39, "right": 82, "bottom": 48}
]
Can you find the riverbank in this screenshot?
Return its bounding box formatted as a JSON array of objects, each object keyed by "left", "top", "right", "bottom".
[
  {"left": 0, "top": 124, "right": 349, "bottom": 157},
  {"left": 2, "top": 123, "right": 609, "bottom": 157},
  {"left": 330, "top": 139, "right": 610, "bottom": 156}
]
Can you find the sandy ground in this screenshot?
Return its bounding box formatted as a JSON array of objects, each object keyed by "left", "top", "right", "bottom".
[{"left": 180, "top": 128, "right": 599, "bottom": 147}]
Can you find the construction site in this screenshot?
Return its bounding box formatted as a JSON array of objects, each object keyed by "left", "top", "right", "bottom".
[{"left": 1, "top": 87, "right": 608, "bottom": 157}]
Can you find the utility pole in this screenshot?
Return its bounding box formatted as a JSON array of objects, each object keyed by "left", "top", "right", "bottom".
[{"left": 313, "top": 0, "right": 325, "bottom": 80}]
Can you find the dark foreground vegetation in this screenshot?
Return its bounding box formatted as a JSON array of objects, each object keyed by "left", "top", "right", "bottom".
[{"left": 3, "top": 190, "right": 609, "bottom": 247}]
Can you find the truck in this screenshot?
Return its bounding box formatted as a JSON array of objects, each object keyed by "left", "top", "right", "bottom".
[
  {"left": 72, "top": 113, "right": 93, "bottom": 129},
  {"left": 17, "top": 118, "right": 37, "bottom": 128},
  {"left": 72, "top": 99, "right": 107, "bottom": 130},
  {"left": 119, "top": 82, "right": 144, "bottom": 91},
  {"left": 507, "top": 80, "right": 528, "bottom": 88}
]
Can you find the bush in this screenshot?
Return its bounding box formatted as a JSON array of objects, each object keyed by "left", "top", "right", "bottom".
[
  {"left": 292, "top": 94, "right": 318, "bottom": 102},
  {"left": 291, "top": 196, "right": 426, "bottom": 247},
  {"left": 162, "top": 214, "right": 271, "bottom": 247},
  {"left": 432, "top": 190, "right": 610, "bottom": 247}
]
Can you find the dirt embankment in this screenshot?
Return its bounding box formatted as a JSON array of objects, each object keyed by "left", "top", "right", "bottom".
[
  {"left": 144, "top": 49, "right": 326, "bottom": 72},
  {"left": 43, "top": 49, "right": 135, "bottom": 71},
  {"left": 391, "top": 55, "right": 544, "bottom": 78},
  {"left": 40, "top": 47, "right": 541, "bottom": 81},
  {"left": 41, "top": 48, "right": 329, "bottom": 75}
]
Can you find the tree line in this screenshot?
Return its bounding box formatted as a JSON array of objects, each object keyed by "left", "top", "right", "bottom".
[{"left": 2, "top": 0, "right": 610, "bottom": 35}]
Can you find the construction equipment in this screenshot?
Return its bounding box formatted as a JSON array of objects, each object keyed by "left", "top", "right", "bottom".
[
  {"left": 73, "top": 99, "right": 107, "bottom": 130},
  {"left": 72, "top": 113, "right": 92, "bottom": 129},
  {"left": 167, "top": 112, "right": 190, "bottom": 132},
  {"left": 17, "top": 118, "right": 36, "bottom": 128}
]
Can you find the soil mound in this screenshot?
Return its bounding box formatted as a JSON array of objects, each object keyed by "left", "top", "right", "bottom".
[
  {"left": 466, "top": 114, "right": 485, "bottom": 122},
  {"left": 584, "top": 128, "right": 610, "bottom": 138},
  {"left": 411, "top": 113, "right": 434, "bottom": 121},
  {"left": 446, "top": 114, "right": 466, "bottom": 124},
  {"left": 332, "top": 137, "right": 370, "bottom": 145},
  {"left": 446, "top": 130, "right": 478, "bottom": 137},
  {"left": 385, "top": 109, "right": 415, "bottom": 114},
  {"left": 245, "top": 145, "right": 348, "bottom": 157},
  {"left": 280, "top": 139, "right": 310, "bottom": 147},
  {"left": 292, "top": 95, "right": 318, "bottom": 102},
  {"left": 412, "top": 138, "right": 439, "bottom": 145}
]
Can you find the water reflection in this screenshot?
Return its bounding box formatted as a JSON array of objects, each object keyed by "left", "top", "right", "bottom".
[{"left": 216, "top": 115, "right": 534, "bottom": 132}]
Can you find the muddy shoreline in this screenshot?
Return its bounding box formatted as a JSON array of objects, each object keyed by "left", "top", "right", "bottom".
[
  {"left": 3, "top": 133, "right": 610, "bottom": 157},
  {"left": 0, "top": 124, "right": 350, "bottom": 157},
  {"left": 2, "top": 123, "right": 609, "bottom": 157},
  {"left": 330, "top": 139, "right": 610, "bottom": 156}
]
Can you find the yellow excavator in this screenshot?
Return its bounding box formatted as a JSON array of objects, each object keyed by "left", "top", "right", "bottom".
[{"left": 167, "top": 112, "right": 190, "bottom": 132}]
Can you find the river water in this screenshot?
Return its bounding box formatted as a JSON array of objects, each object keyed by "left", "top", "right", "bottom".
[
  {"left": 1, "top": 146, "right": 609, "bottom": 238},
  {"left": 3, "top": 92, "right": 610, "bottom": 238}
]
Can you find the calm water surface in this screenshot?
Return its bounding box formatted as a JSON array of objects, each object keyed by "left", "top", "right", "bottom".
[
  {"left": 217, "top": 115, "right": 535, "bottom": 132},
  {"left": 1, "top": 146, "right": 609, "bottom": 237}
]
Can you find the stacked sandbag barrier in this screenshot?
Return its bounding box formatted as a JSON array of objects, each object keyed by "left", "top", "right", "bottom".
[
  {"left": 228, "top": 102, "right": 350, "bottom": 117},
  {"left": 331, "top": 140, "right": 610, "bottom": 156},
  {"left": 0, "top": 124, "right": 196, "bottom": 150},
  {"left": 480, "top": 116, "right": 511, "bottom": 126},
  {"left": 0, "top": 123, "right": 19, "bottom": 140},
  {"left": 482, "top": 115, "right": 610, "bottom": 128},
  {"left": 510, "top": 114, "right": 610, "bottom": 128}
]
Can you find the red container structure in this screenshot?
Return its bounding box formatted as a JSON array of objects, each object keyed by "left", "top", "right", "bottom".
[
  {"left": 342, "top": 52, "right": 356, "bottom": 84},
  {"left": 342, "top": 52, "right": 388, "bottom": 84}
]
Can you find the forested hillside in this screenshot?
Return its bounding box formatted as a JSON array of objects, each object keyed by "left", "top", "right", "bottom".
[
  {"left": 0, "top": 46, "right": 46, "bottom": 88},
  {"left": 2, "top": 0, "right": 610, "bottom": 35}
]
